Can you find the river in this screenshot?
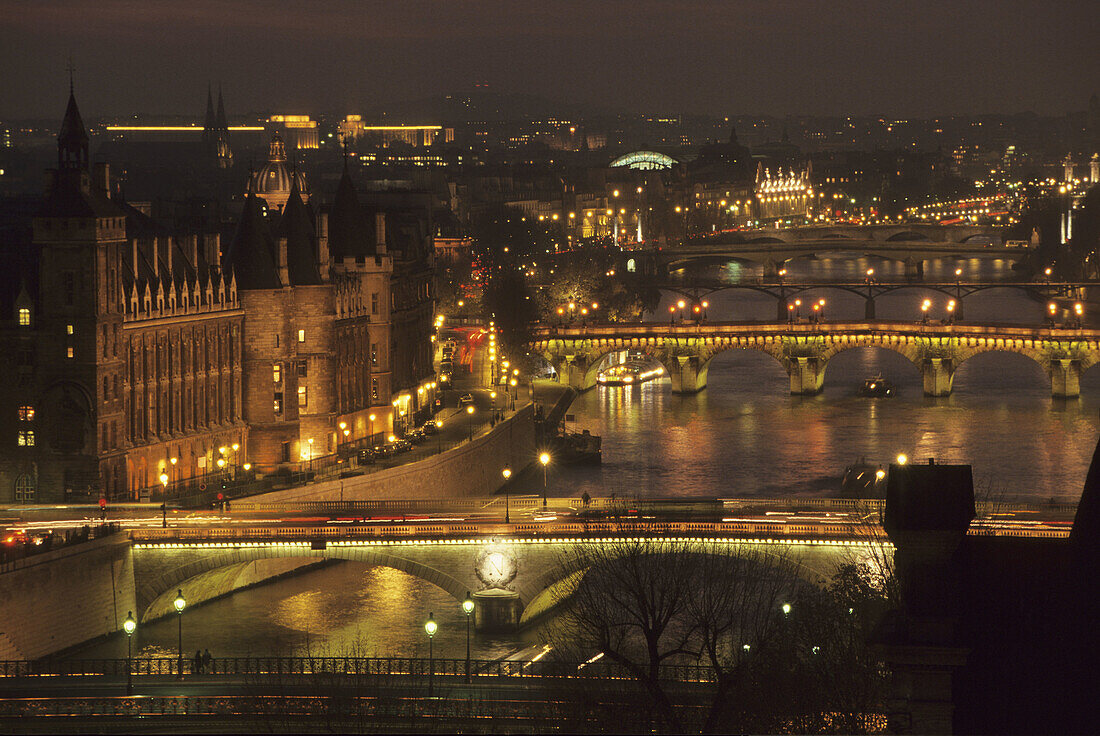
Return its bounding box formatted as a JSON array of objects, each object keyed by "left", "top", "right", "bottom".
[{"left": 70, "top": 254, "right": 1096, "bottom": 662}]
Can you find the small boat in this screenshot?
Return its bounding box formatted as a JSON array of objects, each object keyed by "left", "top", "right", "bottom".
[
  {"left": 597, "top": 362, "right": 664, "bottom": 386},
  {"left": 859, "top": 375, "right": 895, "bottom": 398},
  {"left": 550, "top": 430, "right": 602, "bottom": 464}
]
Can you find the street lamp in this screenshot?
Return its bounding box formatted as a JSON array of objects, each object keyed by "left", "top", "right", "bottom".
[
  {"left": 123, "top": 611, "right": 137, "bottom": 695},
  {"left": 502, "top": 467, "right": 512, "bottom": 523},
  {"left": 369, "top": 413, "right": 376, "bottom": 444},
  {"left": 425, "top": 613, "right": 438, "bottom": 697},
  {"left": 307, "top": 438, "right": 314, "bottom": 473},
  {"left": 463, "top": 593, "right": 475, "bottom": 683},
  {"left": 466, "top": 404, "right": 475, "bottom": 441},
  {"left": 539, "top": 452, "right": 551, "bottom": 507},
  {"left": 173, "top": 589, "right": 186, "bottom": 679},
  {"left": 435, "top": 419, "right": 444, "bottom": 453}
]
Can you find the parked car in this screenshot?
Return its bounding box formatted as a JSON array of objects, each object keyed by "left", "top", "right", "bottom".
[
  {"left": 422, "top": 420, "right": 440, "bottom": 435},
  {"left": 393, "top": 439, "right": 413, "bottom": 453},
  {"left": 459, "top": 392, "right": 475, "bottom": 406},
  {"left": 357, "top": 448, "right": 377, "bottom": 464}
]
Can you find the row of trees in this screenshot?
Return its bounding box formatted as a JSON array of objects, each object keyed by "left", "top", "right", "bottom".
[{"left": 544, "top": 536, "right": 891, "bottom": 734}]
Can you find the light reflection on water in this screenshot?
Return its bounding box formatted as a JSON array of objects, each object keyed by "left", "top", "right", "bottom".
[
  {"left": 545, "top": 257, "right": 1098, "bottom": 502},
  {"left": 73, "top": 563, "right": 545, "bottom": 661},
  {"left": 67, "top": 256, "right": 1097, "bottom": 660}
]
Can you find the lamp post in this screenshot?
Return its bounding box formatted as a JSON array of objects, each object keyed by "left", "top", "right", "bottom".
[
  {"left": 369, "top": 413, "right": 376, "bottom": 445},
  {"left": 307, "top": 438, "right": 314, "bottom": 473},
  {"left": 502, "top": 467, "right": 512, "bottom": 523},
  {"left": 123, "top": 611, "right": 136, "bottom": 695},
  {"left": 539, "top": 452, "right": 551, "bottom": 507},
  {"left": 425, "top": 613, "right": 437, "bottom": 697},
  {"left": 173, "top": 589, "right": 186, "bottom": 678},
  {"left": 463, "top": 593, "right": 475, "bottom": 683},
  {"left": 466, "top": 404, "right": 475, "bottom": 441},
  {"left": 435, "top": 419, "right": 443, "bottom": 454}
]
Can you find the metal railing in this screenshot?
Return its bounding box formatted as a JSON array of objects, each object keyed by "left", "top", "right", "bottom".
[{"left": 0, "top": 656, "right": 718, "bottom": 683}]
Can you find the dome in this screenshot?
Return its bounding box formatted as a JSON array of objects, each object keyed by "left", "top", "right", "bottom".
[{"left": 250, "top": 132, "right": 307, "bottom": 212}]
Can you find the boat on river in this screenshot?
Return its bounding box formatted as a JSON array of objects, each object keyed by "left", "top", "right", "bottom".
[
  {"left": 549, "top": 429, "right": 602, "bottom": 464},
  {"left": 597, "top": 362, "right": 664, "bottom": 386},
  {"left": 859, "top": 375, "right": 895, "bottom": 398}
]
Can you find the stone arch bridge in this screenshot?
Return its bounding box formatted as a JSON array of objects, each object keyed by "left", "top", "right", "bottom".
[
  {"left": 531, "top": 322, "right": 1100, "bottom": 397},
  {"left": 130, "top": 526, "right": 876, "bottom": 631}
]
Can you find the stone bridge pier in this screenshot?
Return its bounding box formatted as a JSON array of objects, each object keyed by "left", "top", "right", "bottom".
[
  {"left": 922, "top": 358, "right": 956, "bottom": 397},
  {"left": 556, "top": 355, "right": 601, "bottom": 392},
  {"left": 668, "top": 355, "right": 710, "bottom": 393},
  {"left": 788, "top": 357, "right": 826, "bottom": 395},
  {"left": 1050, "top": 359, "right": 1082, "bottom": 398}
]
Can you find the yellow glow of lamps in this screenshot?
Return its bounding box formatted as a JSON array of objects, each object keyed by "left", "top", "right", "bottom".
[
  {"left": 159, "top": 473, "right": 169, "bottom": 486},
  {"left": 216, "top": 458, "right": 226, "bottom": 468},
  {"left": 896, "top": 454, "right": 908, "bottom": 465},
  {"left": 170, "top": 457, "right": 178, "bottom": 465},
  {"left": 425, "top": 615, "right": 437, "bottom": 638},
  {"left": 466, "top": 406, "right": 474, "bottom": 415},
  {"left": 539, "top": 452, "right": 551, "bottom": 466},
  {"left": 463, "top": 595, "right": 475, "bottom": 615},
  {"left": 502, "top": 468, "right": 512, "bottom": 480},
  {"left": 876, "top": 469, "right": 886, "bottom": 481},
  {"left": 123, "top": 612, "right": 137, "bottom": 636},
  {"left": 173, "top": 590, "right": 186, "bottom": 613}
]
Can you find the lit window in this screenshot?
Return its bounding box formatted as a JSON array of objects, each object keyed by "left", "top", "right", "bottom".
[
  {"left": 298, "top": 385, "right": 308, "bottom": 407},
  {"left": 18, "top": 430, "right": 35, "bottom": 446},
  {"left": 371, "top": 378, "right": 379, "bottom": 401},
  {"left": 18, "top": 405, "right": 34, "bottom": 421},
  {"left": 66, "top": 324, "right": 74, "bottom": 335},
  {"left": 273, "top": 364, "right": 282, "bottom": 383},
  {"left": 67, "top": 346, "right": 74, "bottom": 359},
  {"left": 18, "top": 308, "right": 30, "bottom": 326},
  {"left": 298, "top": 329, "right": 305, "bottom": 343}
]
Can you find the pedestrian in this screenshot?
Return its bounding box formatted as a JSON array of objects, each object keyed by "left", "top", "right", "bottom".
[
  {"left": 193, "top": 649, "right": 203, "bottom": 674},
  {"left": 202, "top": 648, "right": 213, "bottom": 674}
]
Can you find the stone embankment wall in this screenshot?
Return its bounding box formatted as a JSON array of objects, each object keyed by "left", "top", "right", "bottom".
[
  {"left": 0, "top": 535, "right": 135, "bottom": 660},
  {"left": 247, "top": 404, "right": 536, "bottom": 503}
]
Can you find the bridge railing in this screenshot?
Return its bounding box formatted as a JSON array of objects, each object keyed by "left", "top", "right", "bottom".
[
  {"left": 0, "top": 656, "right": 719, "bottom": 683},
  {"left": 128, "top": 517, "right": 1069, "bottom": 545}
]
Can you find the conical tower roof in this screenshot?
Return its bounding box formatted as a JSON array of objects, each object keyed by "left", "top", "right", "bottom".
[
  {"left": 279, "top": 179, "right": 322, "bottom": 286},
  {"left": 58, "top": 91, "right": 89, "bottom": 170},
  {"left": 328, "top": 164, "right": 372, "bottom": 259},
  {"left": 225, "top": 191, "right": 281, "bottom": 290}
]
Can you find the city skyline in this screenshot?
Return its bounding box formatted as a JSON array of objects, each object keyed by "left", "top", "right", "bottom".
[{"left": 1, "top": 0, "right": 1097, "bottom": 119}]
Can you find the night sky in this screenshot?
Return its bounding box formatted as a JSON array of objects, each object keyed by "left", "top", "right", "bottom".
[{"left": 1, "top": 0, "right": 1096, "bottom": 119}]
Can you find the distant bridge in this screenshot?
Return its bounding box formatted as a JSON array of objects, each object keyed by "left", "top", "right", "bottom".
[
  {"left": 646, "top": 281, "right": 1092, "bottom": 321},
  {"left": 631, "top": 224, "right": 1017, "bottom": 276},
  {"left": 531, "top": 321, "right": 1100, "bottom": 395}
]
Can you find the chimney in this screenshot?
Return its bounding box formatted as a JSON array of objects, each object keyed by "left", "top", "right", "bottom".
[
  {"left": 317, "top": 211, "right": 330, "bottom": 281},
  {"left": 277, "top": 236, "right": 289, "bottom": 286},
  {"left": 93, "top": 162, "right": 111, "bottom": 198},
  {"left": 189, "top": 234, "right": 200, "bottom": 271},
  {"left": 204, "top": 233, "right": 221, "bottom": 266},
  {"left": 375, "top": 212, "right": 387, "bottom": 254}
]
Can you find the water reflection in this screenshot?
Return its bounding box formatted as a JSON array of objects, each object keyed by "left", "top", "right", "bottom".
[{"left": 73, "top": 563, "right": 542, "bottom": 661}]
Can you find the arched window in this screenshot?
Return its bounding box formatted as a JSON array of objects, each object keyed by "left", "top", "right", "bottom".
[{"left": 14, "top": 474, "right": 35, "bottom": 502}]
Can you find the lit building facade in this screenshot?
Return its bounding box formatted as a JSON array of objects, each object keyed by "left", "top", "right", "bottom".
[{"left": 0, "top": 94, "right": 436, "bottom": 501}]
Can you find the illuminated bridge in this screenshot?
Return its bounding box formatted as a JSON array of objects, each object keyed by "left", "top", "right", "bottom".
[
  {"left": 641, "top": 224, "right": 1014, "bottom": 276},
  {"left": 531, "top": 321, "right": 1100, "bottom": 395}
]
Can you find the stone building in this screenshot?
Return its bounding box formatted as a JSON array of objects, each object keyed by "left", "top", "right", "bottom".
[
  {"left": 0, "top": 94, "right": 436, "bottom": 500},
  {"left": 0, "top": 92, "right": 245, "bottom": 502}
]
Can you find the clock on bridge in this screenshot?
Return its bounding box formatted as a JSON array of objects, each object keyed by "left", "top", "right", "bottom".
[{"left": 475, "top": 546, "right": 518, "bottom": 589}]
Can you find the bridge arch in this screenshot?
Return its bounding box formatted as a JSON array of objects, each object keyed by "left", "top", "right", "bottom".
[
  {"left": 885, "top": 231, "right": 932, "bottom": 242},
  {"left": 134, "top": 545, "right": 470, "bottom": 623}
]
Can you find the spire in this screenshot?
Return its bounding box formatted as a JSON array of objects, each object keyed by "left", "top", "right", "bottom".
[
  {"left": 203, "top": 84, "right": 216, "bottom": 139},
  {"left": 329, "top": 164, "right": 370, "bottom": 259},
  {"left": 215, "top": 85, "right": 228, "bottom": 131},
  {"left": 280, "top": 180, "right": 322, "bottom": 285},
  {"left": 58, "top": 89, "right": 89, "bottom": 171}
]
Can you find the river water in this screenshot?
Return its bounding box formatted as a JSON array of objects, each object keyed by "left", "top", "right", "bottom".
[
  {"left": 71, "top": 254, "right": 1096, "bottom": 662},
  {"left": 551, "top": 255, "right": 1099, "bottom": 503}
]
